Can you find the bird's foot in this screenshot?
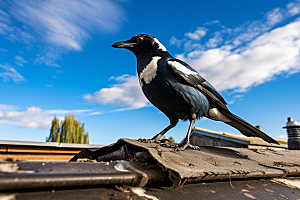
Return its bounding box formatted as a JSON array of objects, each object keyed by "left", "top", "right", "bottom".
[
  {"left": 137, "top": 138, "right": 169, "bottom": 143},
  {"left": 175, "top": 143, "right": 200, "bottom": 151},
  {"left": 161, "top": 143, "right": 179, "bottom": 148}
]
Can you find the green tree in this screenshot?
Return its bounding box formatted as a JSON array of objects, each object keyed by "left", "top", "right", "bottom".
[
  {"left": 46, "top": 114, "right": 89, "bottom": 144},
  {"left": 46, "top": 115, "right": 60, "bottom": 142},
  {"left": 162, "top": 135, "right": 175, "bottom": 143},
  {"left": 168, "top": 136, "right": 175, "bottom": 143}
]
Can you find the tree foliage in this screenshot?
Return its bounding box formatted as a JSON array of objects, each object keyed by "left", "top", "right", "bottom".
[
  {"left": 46, "top": 114, "right": 89, "bottom": 144},
  {"left": 168, "top": 136, "right": 175, "bottom": 143},
  {"left": 162, "top": 135, "right": 175, "bottom": 143}
]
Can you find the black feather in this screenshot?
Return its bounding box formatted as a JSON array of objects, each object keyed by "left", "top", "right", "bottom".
[{"left": 221, "top": 111, "right": 279, "bottom": 144}]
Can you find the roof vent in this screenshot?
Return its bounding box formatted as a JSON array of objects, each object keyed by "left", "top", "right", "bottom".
[{"left": 283, "top": 117, "right": 300, "bottom": 150}]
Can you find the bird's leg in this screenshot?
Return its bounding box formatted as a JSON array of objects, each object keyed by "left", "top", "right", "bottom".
[
  {"left": 175, "top": 118, "right": 199, "bottom": 151},
  {"left": 138, "top": 118, "right": 178, "bottom": 143}
]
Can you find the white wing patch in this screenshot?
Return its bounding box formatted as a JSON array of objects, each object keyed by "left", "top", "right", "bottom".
[
  {"left": 154, "top": 38, "right": 167, "bottom": 52},
  {"left": 167, "top": 61, "right": 198, "bottom": 75},
  {"left": 140, "top": 56, "right": 161, "bottom": 85}
]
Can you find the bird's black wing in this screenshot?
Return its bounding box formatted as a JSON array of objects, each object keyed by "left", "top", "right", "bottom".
[
  {"left": 166, "top": 58, "right": 229, "bottom": 111},
  {"left": 166, "top": 58, "right": 279, "bottom": 144}
]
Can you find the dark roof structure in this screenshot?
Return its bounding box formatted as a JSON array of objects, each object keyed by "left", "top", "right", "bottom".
[{"left": 0, "top": 133, "right": 299, "bottom": 199}]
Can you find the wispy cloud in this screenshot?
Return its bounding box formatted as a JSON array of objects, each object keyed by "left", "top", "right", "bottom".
[
  {"left": 184, "top": 27, "right": 208, "bottom": 41},
  {"left": 34, "top": 47, "right": 61, "bottom": 67},
  {"left": 4, "top": 0, "right": 124, "bottom": 50},
  {"left": 0, "top": 104, "right": 19, "bottom": 111},
  {"left": 275, "top": 134, "right": 288, "bottom": 141},
  {"left": 203, "top": 20, "right": 221, "bottom": 26},
  {"left": 0, "top": 9, "right": 10, "bottom": 24},
  {"left": 0, "top": 64, "right": 25, "bottom": 83},
  {"left": 45, "top": 84, "right": 53, "bottom": 88},
  {"left": 171, "top": 1, "right": 300, "bottom": 93},
  {"left": 15, "top": 56, "right": 27, "bottom": 66},
  {"left": 83, "top": 74, "right": 149, "bottom": 109},
  {"left": 0, "top": 106, "right": 93, "bottom": 129},
  {"left": 87, "top": 107, "right": 147, "bottom": 116},
  {"left": 0, "top": 0, "right": 125, "bottom": 66},
  {"left": 45, "top": 109, "right": 92, "bottom": 115},
  {"left": 0, "top": 8, "right": 34, "bottom": 43}
]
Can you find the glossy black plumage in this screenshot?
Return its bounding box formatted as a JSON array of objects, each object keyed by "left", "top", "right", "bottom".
[{"left": 112, "top": 34, "right": 279, "bottom": 150}]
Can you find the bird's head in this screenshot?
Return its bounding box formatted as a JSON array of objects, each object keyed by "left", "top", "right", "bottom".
[{"left": 112, "top": 34, "right": 170, "bottom": 57}]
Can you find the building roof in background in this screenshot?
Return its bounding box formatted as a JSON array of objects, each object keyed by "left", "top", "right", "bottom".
[
  {"left": 0, "top": 140, "right": 104, "bottom": 148},
  {"left": 192, "top": 127, "right": 287, "bottom": 148}
]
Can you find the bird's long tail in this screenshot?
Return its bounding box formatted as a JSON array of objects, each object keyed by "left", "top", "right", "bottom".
[{"left": 220, "top": 111, "right": 279, "bottom": 144}]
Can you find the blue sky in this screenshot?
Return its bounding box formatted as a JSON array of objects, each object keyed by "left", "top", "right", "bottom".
[{"left": 1, "top": 0, "right": 300, "bottom": 144}]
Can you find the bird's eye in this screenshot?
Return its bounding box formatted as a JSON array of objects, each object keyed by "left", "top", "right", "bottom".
[{"left": 137, "top": 37, "right": 144, "bottom": 42}]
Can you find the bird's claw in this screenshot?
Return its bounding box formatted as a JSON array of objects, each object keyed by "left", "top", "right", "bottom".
[
  {"left": 137, "top": 138, "right": 157, "bottom": 143},
  {"left": 175, "top": 143, "right": 200, "bottom": 151},
  {"left": 137, "top": 138, "right": 168, "bottom": 143},
  {"left": 161, "top": 143, "right": 179, "bottom": 148}
]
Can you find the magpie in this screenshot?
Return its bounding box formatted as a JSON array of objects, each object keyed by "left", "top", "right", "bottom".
[{"left": 112, "top": 34, "right": 279, "bottom": 151}]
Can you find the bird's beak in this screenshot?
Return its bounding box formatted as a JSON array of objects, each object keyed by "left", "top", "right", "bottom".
[{"left": 112, "top": 40, "right": 136, "bottom": 49}]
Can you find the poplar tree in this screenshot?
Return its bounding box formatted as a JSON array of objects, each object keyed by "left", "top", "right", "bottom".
[
  {"left": 162, "top": 135, "right": 175, "bottom": 143},
  {"left": 46, "top": 114, "right": 89, "bottom": 144},
  {"left": 46, "top": 115, "right": 60, "bottom": 142}
]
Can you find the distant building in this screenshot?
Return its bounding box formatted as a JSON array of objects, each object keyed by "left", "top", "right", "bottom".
[
  {"left": 0, "top": 127, "right": 288, "bottom": 162},
  {"left": 0, "top": 140, "right": 104, "bottom": 161},
  {"left": 190, "top": 127, "right": 287, "bottom": 149}
]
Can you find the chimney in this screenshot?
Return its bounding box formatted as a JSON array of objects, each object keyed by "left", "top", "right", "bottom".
[{"left": 283, "top": 117, "right": 300, "bottom": 150}]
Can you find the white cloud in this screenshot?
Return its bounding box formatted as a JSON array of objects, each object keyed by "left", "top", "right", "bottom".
[
  {"left": 0, "top": 64, "right": 25, "bottom": 83},
  {"left": 0, "top": 0, "right": 125, "bottom": 67},
  {"left": 203, "top": 20, "right": 221, "bottom": 26},
  {"left": 172, "top": 1, "right": 300, "bottom": 93},
  {"left": 169, "top": 36, "right": 182, "bottom": 47},
  {"left": 275, "top": 134, "right": 287, "bottom": 140},
  {"left": 88, "top": 111, "right": 104, "bottom": 116},
  {"left": 266, "top": 8, "right": 284, "bottom": 26},
  {"left": 15, "top": 55, "right": 27, "bottom": 66},
  {"left": 0, "top": 106, "right": 92, "bottom": 129},
  {"left": 234, "top": 94, "right": 243, "bottom": 98},
  {"left": 83, "top": 74, "right": 149, "bottom": 109},
  {"left": 0, "top": 20, "right": 34, "bottom": 43},
  {"left": 287, "top": 1, "right": 300, "bottom": 16},
  {"left": 0, "top": 9, "right": 10, "bottom": 24},
  {"left": 185, "top": 27, "right": 208, "bottom": 41},
  {"left": 45, "top": 84, "right": 53, "bottom": 88},
  {"left": 5, "top": 0, "right": 124, "bottom": 51},
  {"left": 45, "top": 109, "right": 92, "bottom": 115},
  {"left": 0, "top": 104, "right": 19, "bottom": 111},
  {"left": 0, "top": 107, "right": 52, "bottom": 129},
  {"left": 227, "top": 100, "right": 235, "bottom": 105},
  {"left": 187, "top": 20, "right": 300, "bottom": 92},
  {"left": 34, "top": 47, "right": 61, "bottom": 67},
  {"left": 205, "top": 32, "right": 223, "bottom": 48},
  {"left": 87, "top": 107, "right": 140, "bottom": 116}
]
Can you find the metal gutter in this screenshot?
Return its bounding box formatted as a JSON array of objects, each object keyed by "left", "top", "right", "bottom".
[
  {"left": 192, "top": 129, "right": 250, "bottom": 145},
  {"left": 0, "top": 140, "right": 104, "bottom": 148},
  {"left": 0, "top": 161, "right": 148, "bottom": 191}
]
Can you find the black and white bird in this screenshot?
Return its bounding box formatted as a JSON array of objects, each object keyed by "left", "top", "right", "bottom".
[{"left": 112, "top": 34, "right": 279, "bottom": 151}]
